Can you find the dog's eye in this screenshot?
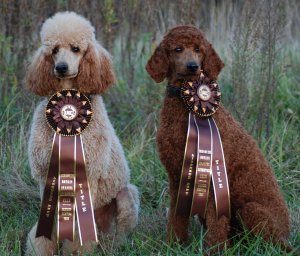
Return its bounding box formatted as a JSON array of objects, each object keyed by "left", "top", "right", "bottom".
[
  {"left": 71, "top": 46, "right": 80, "bottom": 53},
  {"left": 52, "top": 47, "right": 59, "bottom": 54},
  {"left": 175, "top": 47, "right": 183, "bottom": 53},
  {"left": 195, "top": 48, "right": 200, "bottom": 53}
]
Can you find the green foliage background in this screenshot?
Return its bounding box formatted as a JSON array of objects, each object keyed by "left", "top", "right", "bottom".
[{"left": 0, "top": 0, "right": 299, "bottom": 255}]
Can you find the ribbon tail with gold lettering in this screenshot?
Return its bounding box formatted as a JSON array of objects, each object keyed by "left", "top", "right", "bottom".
[
  {"left": 175, "top": 113, "right": 197, "bottom": 216},
  {"left": 75, "top": 134, "right": 98, "bottom": 245},
  {"left": 209, "top": 117, "right": 231, "bottom": 219},
  {"left": 36, "top": 133, "right": 59, "bottom": 239}
]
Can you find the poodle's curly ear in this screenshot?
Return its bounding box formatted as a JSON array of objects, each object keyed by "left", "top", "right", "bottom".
[
  {"left": 146, "top": 44, "right": 169, "bottom": 83},
  {"left": 76, "top": 42, "right": 116, "bottom": 94},
  {"left": 24, "top": 48, "right": 59, "bottom": 96},
  {"left": 202, "top": 43, "right": 224, "bottom": 80}
]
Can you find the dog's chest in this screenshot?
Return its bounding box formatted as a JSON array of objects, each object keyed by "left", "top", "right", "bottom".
[
  {"left": 156, "top": 99, "right": 237, "bottom": 175},
  {"left": 32, "top": 97, "right": 112, "bottom": 177}
]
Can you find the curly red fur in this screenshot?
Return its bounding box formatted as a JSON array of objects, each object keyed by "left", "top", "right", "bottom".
[
  {"left": 146, "top": 25, "right": 291, "bottom": 252},
  {"left": 146, "top": 45, "right": 169, "bottom": 83},
  {"left": 146, "top": 25, "right": 225, "bottom": 82}
]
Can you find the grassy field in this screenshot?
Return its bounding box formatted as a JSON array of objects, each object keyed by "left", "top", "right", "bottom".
[
  {"left": 0, "top": 46, "right": 299, "bottom": 256},
  {"left": 0, "top": 0, "right": 299, "bottom": 255}
]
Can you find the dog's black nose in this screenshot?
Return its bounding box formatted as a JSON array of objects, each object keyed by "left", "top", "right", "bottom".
[
  {"left": 55, "top": 62, "right": 68, "bottom": 74},
  {"left": 186, "top": 62, "right": 199, "bottom": 72}
]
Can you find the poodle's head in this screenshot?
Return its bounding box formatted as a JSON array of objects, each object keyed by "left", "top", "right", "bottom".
[
  {"left": 146, "top": 25, "right": 224, "bottom": 83},
  {"left": 25, "top": 11, "right": 116, "bottom": 96}
]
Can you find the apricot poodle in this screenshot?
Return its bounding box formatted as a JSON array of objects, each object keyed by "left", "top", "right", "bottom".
[
  {"left": 24, "top": 12, "right": 139, "bottom": 255},
  {"left": 146, "top": 25, "right": 291, "bottom": 252}
]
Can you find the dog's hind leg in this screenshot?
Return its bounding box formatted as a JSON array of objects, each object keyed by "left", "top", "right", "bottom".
[
  {"left": 115, "top": 184, "right": 139, "bottom": 238},
  {"left": 236, "top": 201, "right": 292, "bottom": 252},
  {"left": 25, "top": 222, "right": 57, "bottom": 256},
  {"left": 230, "top": 164, "right": 291, "bottom": 251}
]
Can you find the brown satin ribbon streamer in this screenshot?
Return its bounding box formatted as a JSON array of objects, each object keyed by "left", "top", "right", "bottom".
[
  {"left": 190, "top": 115, "right": 212, "bottom": 218},
  {"left": 36, "top": 133, "right": 59, "bottom": 239},
  {"left": 175, "top": 114, "right": 197, "bottom": 216},
  {"left": 58, "top": 135, "right": 76, "bottom": 241},
  {"left": 75, "top": 135, "right": 98, "bottom": 244},
  {"left": 175, "top": 113, "right": 230, "bottom": 219},
  {"left": 36, "top": 134, "right": 97, "bottom": 244},
  {"left": 210, "top": 118, "right": 231, "bottom": 219}
]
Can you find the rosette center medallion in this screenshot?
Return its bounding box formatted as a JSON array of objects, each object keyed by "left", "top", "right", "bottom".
[
  {"left": 60, "top": 104, "right": 78, "bottom": 121},
  {"left": 197, "top": 84, "right": 211, "bottom": 101}
]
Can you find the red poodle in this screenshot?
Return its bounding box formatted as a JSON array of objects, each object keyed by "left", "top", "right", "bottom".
[{"left": 146, "top": 25, "right": 291, "bottom": 252}]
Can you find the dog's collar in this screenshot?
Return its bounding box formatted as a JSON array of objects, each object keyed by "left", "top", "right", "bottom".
[{"left": 166, "top": 84, "right": 181, "bottom": 98}]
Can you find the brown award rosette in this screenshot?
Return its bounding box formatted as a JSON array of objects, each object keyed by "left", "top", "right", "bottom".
[
  {"left": 175, "top": 71, "right": 231, "bottom": 220},
  {"left": 45, "top": 89, "right": 92, "bottom": 136},
  {"left": 181, "top": 73, "right": 221, "bottom": 117},
  {"left": 36, "top": 89, "right": 98, "bottom": 245}
]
